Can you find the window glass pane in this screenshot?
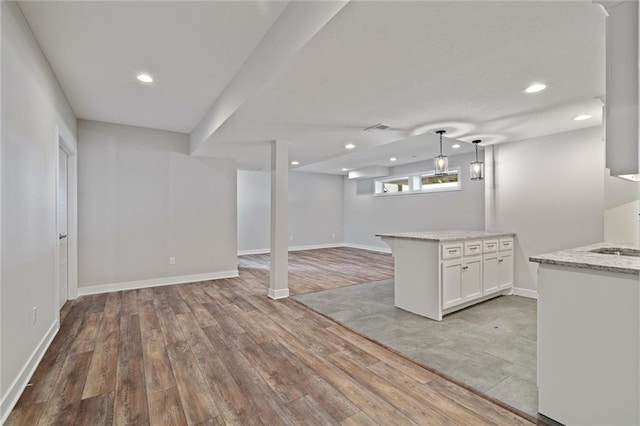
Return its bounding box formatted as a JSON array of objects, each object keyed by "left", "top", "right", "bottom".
[
  {"left": 421, "top": 173, "right": 458, "bottom": 189},
  {"left": 382, "top": 178, "right": 410, "bottom": 193}
]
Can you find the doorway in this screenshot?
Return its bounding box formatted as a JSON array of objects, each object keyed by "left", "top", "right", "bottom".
[{"left": 58, "top": 146, "right": 68, "bottom": 309}]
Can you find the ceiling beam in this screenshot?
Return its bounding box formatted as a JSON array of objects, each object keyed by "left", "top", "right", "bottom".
[{"left": 189, "top": 0, "right": 349, "bottom": 155}]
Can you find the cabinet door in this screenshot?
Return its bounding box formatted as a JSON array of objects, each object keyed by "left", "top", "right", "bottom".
[
  {"left": 483, "top": 253, "right": 499, "bottom": 295},
  {"left": 462, "top": 256, "right": 482, "bottom": 301},
  {"left": 498, "top": 251, "right": 514, "bottom": 289},
  {"left": 442, "top": 259, "right": 463, "bottom": 309}
]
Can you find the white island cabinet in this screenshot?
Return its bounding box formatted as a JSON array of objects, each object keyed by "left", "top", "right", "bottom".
[
  {"left": 531, "top": 243, "right": 640, "bottom": 425},
  {"left": 377, "top": 230, "right": 515, "bottom": 321}
]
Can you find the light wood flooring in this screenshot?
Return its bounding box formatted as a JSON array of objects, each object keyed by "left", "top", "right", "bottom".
[{"left": 7, "top": 247, "right": 537, "bottom": 425}]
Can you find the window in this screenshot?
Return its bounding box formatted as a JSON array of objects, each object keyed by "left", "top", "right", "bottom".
[
  {"left": 374, "top": 168, "right": 461, "bottom": 196},
  {"left": 378, "top": 177, "right": 410, "bottom": 194}
]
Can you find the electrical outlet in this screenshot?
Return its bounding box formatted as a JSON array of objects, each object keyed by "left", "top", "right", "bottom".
[
  {"left": 32, "top": 307, "right": 37, "bottom": 325},
  {"left": 289, "top": 236, "right": 294, "bottom": 241},
  {"left": 169, "top": 257, "right": 176, "bottom": 265},
  {"left": 332, "top": 232, "right": 336, "bottom": 239}
]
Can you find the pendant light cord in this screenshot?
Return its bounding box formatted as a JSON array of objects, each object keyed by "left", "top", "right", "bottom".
[
  {"left": 436, "top": 130, "right": 446, "bottom": 156},
  {"left": 472, "top": 140, "right": 482, "bottom": 162}
]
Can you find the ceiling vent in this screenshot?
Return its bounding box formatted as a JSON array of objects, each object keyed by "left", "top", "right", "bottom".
[{"left": 364, "top": 123, "right": 390, "bottom": 132}]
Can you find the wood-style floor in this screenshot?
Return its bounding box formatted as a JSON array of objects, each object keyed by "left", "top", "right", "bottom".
[{"left": 7, "top": 247, "right": 536, "bottom": 425}]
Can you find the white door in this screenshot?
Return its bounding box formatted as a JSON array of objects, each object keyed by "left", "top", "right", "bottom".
[{"left": 58, "top": 148, "right": 68, "bottom": 309}]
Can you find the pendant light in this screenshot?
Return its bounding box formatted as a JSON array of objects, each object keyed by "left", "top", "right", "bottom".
[
  {"left": 434, "top": 130, "right": 448, "bottom": 175},
  {"left": 470, "top": 139, "right": 484, "bottom": 180}
]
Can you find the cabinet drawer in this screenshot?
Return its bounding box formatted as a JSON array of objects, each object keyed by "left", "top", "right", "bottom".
[
  {"left": 464, "top": 241, "right": 482, "bottom": 256},
  {"left": 499, "top": 238, "right": 513, "bottom": 251},
  {"left": 442, "top": 243, "right": 463, "bottom": 259},
  {"left": 483, "top": 240, "right": 498, "bottom": 252}
]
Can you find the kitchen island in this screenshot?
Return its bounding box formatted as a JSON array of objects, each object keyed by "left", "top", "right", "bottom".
[
  {"left": 377, "top": 230, "right": 515, "bottom": 321},
  {"left": 531, "top": 243, "right": 640, "bottom": 425}
]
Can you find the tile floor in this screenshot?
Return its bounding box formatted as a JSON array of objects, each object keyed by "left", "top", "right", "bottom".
[{"left": 294, "top": 279, "right": 539, "bottom": 418}]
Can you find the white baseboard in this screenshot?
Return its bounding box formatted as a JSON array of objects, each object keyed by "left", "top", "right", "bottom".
[
  {"left": 288, "top": 243, "right": 344, "bottom": 252},
  {"left": 268, "top": 287, "right": 290, "bottom": 299},
  {"left": 1, "top": 320, "right": 59, "bottom": 423},
  {"left": 77, "top": 270, "right": 239, "bottom": 296},
  {"left": 238, "top": 243, "right": 344, "bottom": 256},
  {"left": 512, "top": 286, "right": 539, "bottom": 299},
  {"left": 343, "top": 243, "right": 391, "bottom": 254},
  {"left": 238, "top": 248, "right": 270, "bottom": 256}
]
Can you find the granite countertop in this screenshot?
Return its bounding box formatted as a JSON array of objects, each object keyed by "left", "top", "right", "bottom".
[
  {"left": 530, "top": 242, "right": 640, "bottom": 275},
  {"left": 375, "top": 230, "right": 516, "bottom": 242}
]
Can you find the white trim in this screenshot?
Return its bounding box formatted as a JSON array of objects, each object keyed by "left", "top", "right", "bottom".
[
  {"left": 238, "top": 248, "right": 270, "bottom": 256},
  {"left": 1, "top": 320, "right": 59, "bottom": 424},
  {"left": 268, "top": 287, "right": 290, "bottom": 299},
  {"left": 512, "top": 286, "right": 539, "bottom": 299},
  {"left": 343, "top": 243, "right": 392, "bottom": 254},
  {"left": 288, "top": 243, "right": 343, "bottom": 252},
  {"left": 77, "top": 270, "right": 239, "bottom": 296},
  {"left": 56, "top": 123, "right": 78, "bottom": 306},
  {"left": 238, "top": 243, "right": 344, "bottom": 256}
]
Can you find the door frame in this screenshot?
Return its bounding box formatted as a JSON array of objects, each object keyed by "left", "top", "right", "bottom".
[{"left": 55, "top": 123, "right": 78, "bottom": 313}]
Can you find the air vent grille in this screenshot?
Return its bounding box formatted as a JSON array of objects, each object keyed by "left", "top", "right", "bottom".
[{"left": 364, "top": 123, "right": 390, "bottom": 132}]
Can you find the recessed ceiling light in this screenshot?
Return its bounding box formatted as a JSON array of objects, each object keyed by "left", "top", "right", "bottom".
[
  {"left": 572, "top": 114, "right": 591, "bottom": 121},
  {"left": 291, "top": 161, "right": 299, "bottom": 165},
  {"left": 344, "top": 143, "right": 356, "bottom": 150},
  {"left": 389, "top": 157, "right": 397, "bottom": 162},
  {"left": 525, "top": 83, "right": 546, "bottom": 93},
  {"left": 341, "top": 168, "right": 348, "bottom": 172},
  {"left": 136, "top": 73, "right": 154, "bottom": 83},
  {"left": 452, "top": 144, "right": 461, "bottom": 149}
]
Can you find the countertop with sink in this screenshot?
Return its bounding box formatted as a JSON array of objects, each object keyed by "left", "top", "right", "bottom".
[{"left": 529, "top": 242, "right": 640, "bottom": 275}]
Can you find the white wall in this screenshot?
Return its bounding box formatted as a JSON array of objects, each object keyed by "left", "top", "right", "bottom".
[
  {"left": 237, "top": 170, "right": 344, "bottom": 253},
  {"left": 1, "top": 1, "right": 77, "bottom": 418},
  {"left": 238, "top": 171, "right": 270, "bottom": 253},
  {"left": 78, "top": 120, "right": 237, "bottom": 291},
  {"left": 344, "top": 152, "right": 485, "bottom": 251},
  {"left": 604, "top": 169, "right": 640, "bottom": 245},
  {"left": 486, "top": 126, "right": 605, "bottom": 293}
]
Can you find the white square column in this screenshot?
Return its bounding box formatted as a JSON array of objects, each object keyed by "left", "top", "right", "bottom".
[{"left": 268, "top": 140, "right": 289, "bottom": 299}]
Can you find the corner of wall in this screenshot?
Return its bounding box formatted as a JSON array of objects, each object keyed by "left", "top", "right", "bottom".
[{"left": 1, "top": 319, "right": 59, "bottom": 423}]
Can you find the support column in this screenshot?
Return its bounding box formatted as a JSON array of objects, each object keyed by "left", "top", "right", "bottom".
[{"left": 269, "top": 140, "right": 289, "bottom": 299}]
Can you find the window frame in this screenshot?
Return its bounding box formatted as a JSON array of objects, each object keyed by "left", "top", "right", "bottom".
[{"left": 373, "top": 167, "right": 461, "bottom": 197}]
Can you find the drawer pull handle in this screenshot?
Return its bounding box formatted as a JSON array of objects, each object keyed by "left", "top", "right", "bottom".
[
  {"left": 448, "top": 249, "right": 457, "bottom": 253},
  {"left": 498, "top": 259, "right": 504, "bottom": 263}
]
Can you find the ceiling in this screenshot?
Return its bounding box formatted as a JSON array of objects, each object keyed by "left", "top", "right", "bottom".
[
  {"left": 18, "top": 1, "right": 289, "bottom": 133},
  {"left": 19, "top": 1, "right": 605, "bottom": 175}
]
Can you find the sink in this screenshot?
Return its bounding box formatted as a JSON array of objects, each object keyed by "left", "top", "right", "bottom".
[{"left": 589, "top": 247, "right": 640, "bottom": 257}]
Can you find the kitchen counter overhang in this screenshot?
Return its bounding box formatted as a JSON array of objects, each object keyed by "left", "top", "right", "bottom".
[
  {"left": 376, "top": 230, "right": 516, "bottom": 242},
  {"left": 529, "top": 242, "right": 640, "bottom": 275}
]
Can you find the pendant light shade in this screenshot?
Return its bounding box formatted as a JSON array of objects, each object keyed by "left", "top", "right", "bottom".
[
  {"left": 434, "top": 130, "right": 448, "bottom": 175},
  {"left": 470, "top": 139, "right": 484, "bottom": 181}
]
